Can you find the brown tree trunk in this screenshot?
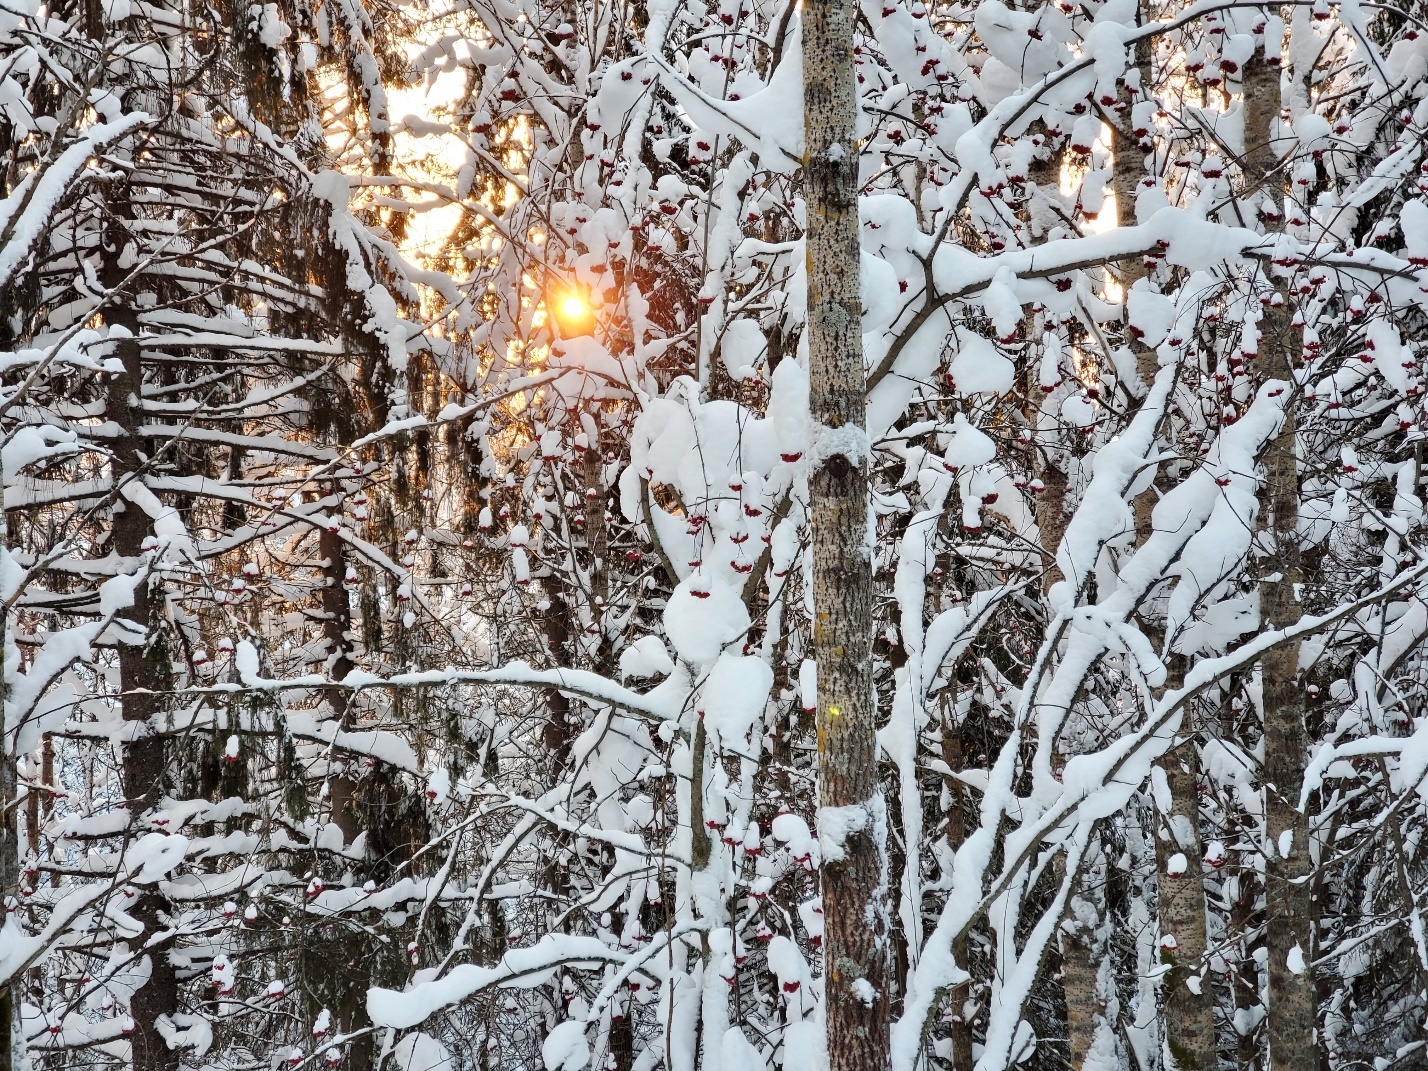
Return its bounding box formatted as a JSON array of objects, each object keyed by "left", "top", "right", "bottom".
[
  {"left": 1023, "top": 125, "right": 1093, "bottom": 1060},
  {"left": 582, "top": 444, "right": 609, "bottom": 606},
  {"left": 804, "top": 0, "right": 891, "bottom": 1066},
  {"left": 1154, "top": 741, "right": 1216, "bottom": 1070},
  {"left": 1060, "top": 879, "right": 1105, "bottom": 1071},
  {"left": 1027, "top": 142, "right": 1070, "bottom": 595},
  {"left": 1099, "top": 9, "right": 1221, "bottom": 1059},
  {"left": 1034, "top": 451, "right": 1070, "bottom": 594},
  {"left": 1244, "top": 40, "right": 1316, "bottom": 1071},
  {"left": 1055, "top": 86, "right": 1148, "bottom": 1050},
  {"left": 1257, "top": 390, "right": 1312, "bottom": 1071},
  {"left": 939, "top": 696, "right": 974, "bottom": 1070},
  {"left": 1220, "top": 689, "right": 1262, "bottom": 1071},
  {"left": 542, "top": 594, "right": 574, "bottom": 768},
  {"left": 316, "top": 523, "right": 378, "bottom": 1071},
  {"left": 1256, "top": 378, "right": 1313, "bottom": 1071},
  {"left": 105, "top": 237, "right": 180, "bottom": 1071},
  {"left": 1111, "top": 42, "right": 1219, "bottom": 1051},
  {"left": 2, "top": 502, "right": 23, "bottom": 1071},
  {"left": 0, "top": 451, "right": 19, "bottom": 1071}
]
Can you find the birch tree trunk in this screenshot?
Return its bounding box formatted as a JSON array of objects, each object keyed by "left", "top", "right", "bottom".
[
  {"left": 803, "top": 3, "right": 892, "bottom": 1068},
  {"left": 1244, "top": 34, "right": 1316, "bottom": 1071}
]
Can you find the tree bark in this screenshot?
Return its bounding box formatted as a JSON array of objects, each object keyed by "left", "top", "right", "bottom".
[
  {"left": 804, "top": 2, "right": 892, "bottom": 1068},
  {"left": 1112, "top": 39, "right": 1218, "bottom": 1050},
  {"left": 1061, "top": 871, "right": 1107, "bottom": 1071},
  {"left": 1027, "top": 142, "right": 1070, "bottom": 595},
  {"left": 1154, "top": 742, "right": 1216, "bottom": 1070},
  {"left": 1121, "top": 270, "right": 1218, "bottom": 1071},
  {"left": 105, "top": 238, "right": 181, "bottom": 1071},
  {"left": 316, "top": 522, "right": 379, "bottom": 1071},
  {"left": 2, "top": 456, "right": 24, "bottom": 1071},
  {"left": 939, "top": 696, "right": 974, "bottom": 1070},
  {"left": 1244, "top": 38, "right": 1316, "bottom": 1071}
]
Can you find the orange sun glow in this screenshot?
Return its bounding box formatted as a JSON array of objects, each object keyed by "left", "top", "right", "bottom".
[{"left": 560, "top": 294, "right": 590, "bottom": 322}]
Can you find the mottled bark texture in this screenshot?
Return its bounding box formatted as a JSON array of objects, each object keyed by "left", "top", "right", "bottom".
[
  {"left": 105, "top": 228, "right": 181, "bottom": 1071},
  {"left": 1027, "top": 141, "right": 1070, "bottom": 596},
  {"left": 939, "top": 697, "right": 974, "bottom": 1070},
  {"left": 1034, "top": 449, "right": 1070, "bottom": 595},
  {"left": 1053, "top": 48, "right": 1168, "bottom": 1054},
  {"left": 1155, "top": 744, "right": 1216, "bottom": 1070},
  {"left": 1244, "top": 39, "right": 1316, "bottom": 1071},
  {"left": 1114, "top": 49, "right": 1218, "bottom": 1052},
  {"left": 1061, "top": 866, "right": 1107, "bottom": 1071},
  {"left": 2, "top": 440, "right": 20, "bottom": 1071},
  {"left": 316, "top": 524, "right": 381, "bottom": 1071},
  {"left": 804, "top": 1, "right": 892, "bottom": 1068},
  {"left": 1120, "top": 155, "right": 1218, "bottom": 1071},
  {"left": 2, "top": 581, "right": 22, "bottom": 1071}
]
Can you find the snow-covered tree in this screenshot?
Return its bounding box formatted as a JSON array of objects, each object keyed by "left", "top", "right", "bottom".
[
  {"left": 1, "top": 0, "right": 438, "bottom": 1068},
  {"left": 12, "top": 0, "right": 1428, "bottom": 1069},
  {"left": 358, "top": 1, "right": 1428, "bottom": 1068}
]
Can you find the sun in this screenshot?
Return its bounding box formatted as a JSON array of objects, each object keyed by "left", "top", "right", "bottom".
[
  {"left": 560, "top": 294, "right": 590, "bottom": 322},
  {"left": 551, "top": 288, "right": 595, "bottom": 337}
]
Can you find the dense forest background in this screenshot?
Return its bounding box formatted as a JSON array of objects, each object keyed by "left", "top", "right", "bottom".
[{"left": 5, "top": 0, "right": 1428, "bottom": 1068}]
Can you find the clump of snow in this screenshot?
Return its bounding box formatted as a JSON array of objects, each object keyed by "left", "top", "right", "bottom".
[
  {"left": 700, "top": 654, "right": 773, "bottom": 745},
  {"left": 1286, "top": 944, "right": 1306, "bottom": 975},
  {"left": 664, "top": 576, "right": 749, "bottom": 664},
  {"left": 947, "top": 331, "right": 1015, "bottom": 396},
  {"left": 620, "top": 636, "right": 675, "bottom": 680},
  {"left": 541, "top": 1021, "right": 589, "bottom": 1071},
  {"left": 943, "top": 413, "right": 996, "bottom": 470},
  {"left": 818, "top": 802, "right": 870, "bottom": 862},
  {"left": 393, "top": 1032, "right": 453, "bottom": 1071}
]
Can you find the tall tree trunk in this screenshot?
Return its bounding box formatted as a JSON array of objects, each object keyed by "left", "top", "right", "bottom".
[
  {"left": 804, "top": 2, "right": 891, "bottom": 1067},
  {"left": 1061, "top": 858, "right": 1108, "bottom": 1071},
  {"left": 105, "top": 233, "right": 181, "bottom": 1071},
  {"left": 1055, "top": 78, "right": 1152, "bottom": 1048},
  {"left": 1244, "top": 38, "right": 1316, "bottom": 1071},
  {"left": 1026, "top": 141, "right": 1070, "bottom": 595},
  {"left": 2, "top": 449, "right": 25, "bottom": 1071},
  {"left": 74, "top": 13, "right": 179, "bottom": 1070},
  {"left": 317, "top": 523, "right": 378, "bottom": 1071},
  {"left": 939, "top": 692, "right": 974, "bottom": 1070},
  {"left": 1154, "top": 740, "right": 1216, "bottom": 1070},
  {"left": 1110, "top": 19, "right": 1218, "bottom": 1053},
  {"left": 1256, "top": 324, "right": 1312, "bottom": 1071},
  {"left": 583, "top": 444, "right": 609, "bottom": 607}
]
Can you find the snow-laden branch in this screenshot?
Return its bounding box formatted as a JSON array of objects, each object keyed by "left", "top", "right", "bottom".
[
  {"left": 893, "top": 553, "right": 1428, "bottom": 1066},
  {"left": 184, "top": 644, "right": 685, "bottom": 725},
  {"left": 366, "top": 935, "right": 665, "bottom": 1030},
  {"left": 0, "top": 113, "right": 151, "bottom": 290}
]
